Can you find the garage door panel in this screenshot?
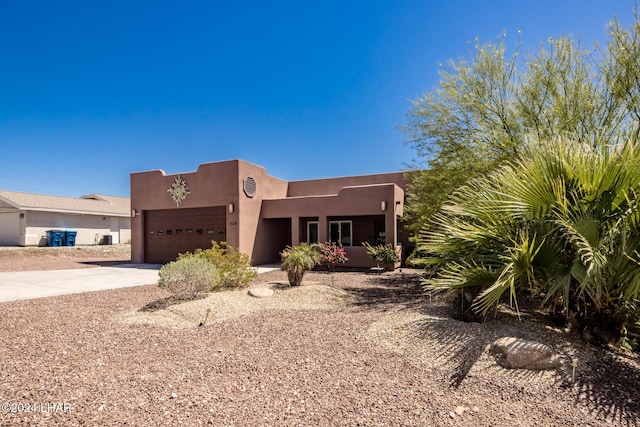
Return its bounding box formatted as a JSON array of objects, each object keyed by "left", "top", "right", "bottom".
[{"left": 144, "top": 206, "right": 226, "bottom": 264}]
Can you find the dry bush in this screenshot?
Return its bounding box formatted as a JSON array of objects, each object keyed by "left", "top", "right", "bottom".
[{"left": 158, "top": 254, "right": 221, "bottom": 298}]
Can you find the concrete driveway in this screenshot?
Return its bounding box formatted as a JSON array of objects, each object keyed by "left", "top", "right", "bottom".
[
  {"left": 0, "top": 263, "right": 281, "bottom": 303},
  {"left": 0, "top": 264, "right": 161, "bottom": 303}
]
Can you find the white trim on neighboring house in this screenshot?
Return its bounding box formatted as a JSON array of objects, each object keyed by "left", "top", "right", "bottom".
[
  {"left": 0, "top": 190, "right": 131, "bottom": 246},
  {"left": 11, "top": 207, "right": 131, "bottom": 217}
]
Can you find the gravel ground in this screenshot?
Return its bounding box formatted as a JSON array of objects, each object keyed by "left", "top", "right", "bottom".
[
  {"left": 0, "top": 245, "right": 132, "bottom": 272},
  {"left": 0, "top": 247, "right": 639, "bottom": 426}
]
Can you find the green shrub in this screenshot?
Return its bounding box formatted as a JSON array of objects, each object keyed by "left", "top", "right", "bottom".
[
  {"left": 191, "top": 241, "right": 257, "bottom": 288},
  {"left": 158, "top": 254, "right": 221, "bottom": 298},
  {"left": 363, "top": 242, "right": 400, "bottom": 266}
]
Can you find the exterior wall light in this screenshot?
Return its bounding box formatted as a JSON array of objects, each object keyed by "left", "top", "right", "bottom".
[
  {"left": 131, "top": 209, "right": 140, "bottom": 218},
  {"left": 228, "top": 203, "right": 234, "bottom": 214},
  {"left": 381, "top": 201, "right": 387, "bottom": 211}
]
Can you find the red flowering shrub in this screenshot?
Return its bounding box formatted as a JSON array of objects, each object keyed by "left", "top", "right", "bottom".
[{"left": 315, "top": 242, "right": 348, "bottom": 270}]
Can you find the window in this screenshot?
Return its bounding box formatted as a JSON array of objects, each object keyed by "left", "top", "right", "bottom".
[
  {"left": 307, "top": 221, "right": 319, "bottom": 244},
  {"left": 329, "top": 221, "right": 352, "bottom": 246}
]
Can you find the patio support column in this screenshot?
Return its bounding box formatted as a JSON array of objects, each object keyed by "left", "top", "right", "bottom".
[
  {"left": 291, "top": 216, "right": 300, "bottom": 245},
  {"left": 318, "top": 215, "right": 328, "bottom": 244},
  {"left": 385, "top": 210, "right": 397, "bottom": 245}
]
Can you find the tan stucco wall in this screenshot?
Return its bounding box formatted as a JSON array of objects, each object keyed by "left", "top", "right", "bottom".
[
  {"left": 131, "top": 161, "right": 239, "bottom": 263},
  {"left": 286, "top": 172, "right": 409, "bottom": 197},
  {"left": 262, "top": 184, "right": 399, "bottom": 218},
  {"left": 260, "top": 183, "right": 407, "bottom": 267},
  {"left": 236, "top": 161, "right": 288, "bottom": 264},
  {"left": 130, "top": 159, "right": 410, "bottom": 267},
  {"left": 130, "top": 160, "right": 289, "bottom": 263},
  {"left": 118, "top": 218, "right": 132, "bottom": 244}
]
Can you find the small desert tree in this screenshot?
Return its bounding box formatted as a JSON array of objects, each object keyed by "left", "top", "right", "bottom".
[
  {"left": 403, "top": 15, "right": 640, "bottom": 233},
  {"left": 281, "top": 243, "right": 321, "bottom": 286}
]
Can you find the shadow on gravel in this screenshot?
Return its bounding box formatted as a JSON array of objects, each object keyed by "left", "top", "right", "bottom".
[
  {"left": 414, "top": 318, "right": 485, "bottom": 387},
  {"left": 269, "top": 282, "right": 297, "bottom": 290},
  {"left": 563, "top": 349, "right": 640, "bottom": 425},
  {"left": 345, "top": 271, "right": 494, "bottom": 387},
  {"left": 412, "top": 306, "right": 640, "bottom": 424},
  {"left": 342, "top": 271, "right": 427, "bottom": 312},
  {"left": 410, "top": 315, "right": 553, "bottom": 387},
  {"left": 80, "top": 260, "right": 131, "bottom": 267},
  {"left": 343, "top": 269, "right": 640, "bottom": 424},
  {"left": 139, "top": 294, "right": 206, "bottom": 312}
]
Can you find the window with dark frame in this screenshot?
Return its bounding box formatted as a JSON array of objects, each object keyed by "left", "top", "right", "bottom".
[
  {"left": 307, "top": 221, "right": 319, "bottom": 244},
  {"left": 329, "top": 220, "right": 352, "bottom": 246}
]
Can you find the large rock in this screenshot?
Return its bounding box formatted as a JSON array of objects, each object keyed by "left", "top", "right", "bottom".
[
  {"left": 248, "top": 287, "right": 274, "bottom": 298},
  {"left": 490, "top": 337, "right": 560, "bottom": 370}
]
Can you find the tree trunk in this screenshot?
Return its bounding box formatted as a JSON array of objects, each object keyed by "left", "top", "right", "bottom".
[{"left": 288, "top": 270, "right": 304, "bottom": 286}]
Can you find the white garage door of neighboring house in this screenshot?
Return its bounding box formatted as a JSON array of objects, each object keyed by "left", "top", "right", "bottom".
[{"left": 0, "top": 211, "right": 20, "bottom": 245}]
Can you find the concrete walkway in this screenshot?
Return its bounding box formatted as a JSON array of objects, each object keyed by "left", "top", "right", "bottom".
[
  {"left": 0, "top": 263, "right": 282, "bottom": 303},
  {"left": 253, "top": 263, "right": 281, "bottom": 274}
]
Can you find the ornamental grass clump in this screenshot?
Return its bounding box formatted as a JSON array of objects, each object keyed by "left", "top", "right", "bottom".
[{"left": 158, "top": 254, "right": 221, "bottom": 298}]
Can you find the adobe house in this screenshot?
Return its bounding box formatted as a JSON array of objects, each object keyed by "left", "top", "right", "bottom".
[
  {"left": 130, "top": 159, "right": 411, "bottom": 268},
  {"left": 0, "top": 191, "right": 131, "bottom": 246}
]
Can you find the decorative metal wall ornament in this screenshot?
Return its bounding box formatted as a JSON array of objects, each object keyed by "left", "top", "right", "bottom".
[{"left": 167, "top": 175, "right": 191, "bottom": 206}]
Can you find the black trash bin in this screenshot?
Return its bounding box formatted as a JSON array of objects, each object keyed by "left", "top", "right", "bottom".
[{"left": 101, "top": 234, "right": 113, "bottom": 245}]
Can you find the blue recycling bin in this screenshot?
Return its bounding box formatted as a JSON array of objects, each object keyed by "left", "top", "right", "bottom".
[
  {"left": 63, "top": 230, "right": 77, "bottom": 246},
  {"left": 46, "top": 230, "right": 64, "bottom": 247}
]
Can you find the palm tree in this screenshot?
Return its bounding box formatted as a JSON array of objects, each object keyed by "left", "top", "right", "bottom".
[
  {"left": 417, "top": 136, "right": 640, "bottom": 343},
  {"left": 280, "top": 243, "right": 321, "bottom": 286}
]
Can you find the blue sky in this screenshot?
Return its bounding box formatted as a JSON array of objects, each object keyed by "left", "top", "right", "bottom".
[{"left": 0, "top": 0, "right": 636, "bottom": 197}]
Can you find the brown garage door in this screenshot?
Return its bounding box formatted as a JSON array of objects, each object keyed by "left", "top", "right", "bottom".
[{"left": 144, "top": 206, "right": 227, "bottom": 264}]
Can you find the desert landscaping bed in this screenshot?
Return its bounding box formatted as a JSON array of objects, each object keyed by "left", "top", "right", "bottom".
[{"left": 0, "top": 248, "right": 639, "bottom": 426}]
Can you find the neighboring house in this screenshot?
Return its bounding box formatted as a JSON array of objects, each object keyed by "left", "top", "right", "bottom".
[
  {"left": 131, "top": 159, "right": 411, "bottom": 268},
  {"left": 0, "top": 191, "right": 131, "bottom": 246}
]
